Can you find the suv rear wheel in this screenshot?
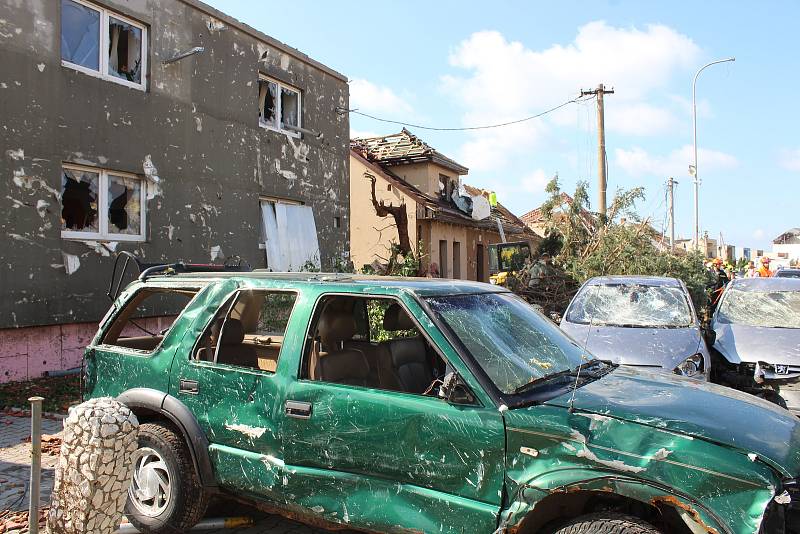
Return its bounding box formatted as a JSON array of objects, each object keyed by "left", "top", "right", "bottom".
[
  {"left": 125, "top": 422, "right": 209, "bottom": 533},
  {"left": 550, "top": 513, "right": 662, "bottom": 534}
]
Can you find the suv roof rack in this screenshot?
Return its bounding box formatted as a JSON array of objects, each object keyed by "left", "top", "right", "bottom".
[{"left": 107, "top": 252, "right": 251, "bottom": 301}]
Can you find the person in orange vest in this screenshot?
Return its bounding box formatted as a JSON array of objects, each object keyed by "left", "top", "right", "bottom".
[{"left": 757, "top": 257, "right": 773, "bottom": 278}]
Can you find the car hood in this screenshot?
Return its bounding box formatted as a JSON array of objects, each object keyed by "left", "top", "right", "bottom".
[
  {"left": 560, "top": 322, "right": 702, "bottom": 369},
  {"left": 543, "top": 366, "right": 800, "bottom": 476},
  {"left": 713, "top": 322, "right": 800, "bottom": 365}
]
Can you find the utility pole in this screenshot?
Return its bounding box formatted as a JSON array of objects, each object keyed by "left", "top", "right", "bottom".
[
  {"left": 667, "top": 177, "right": 677, "bottom": 252},
  {"left": 581, "top": 84, "right": 615, "bottom": 219}
]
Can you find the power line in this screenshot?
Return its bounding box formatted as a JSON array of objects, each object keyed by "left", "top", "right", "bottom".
[{"left": 340, "top": 95, "right": 594, "bottom": 132}]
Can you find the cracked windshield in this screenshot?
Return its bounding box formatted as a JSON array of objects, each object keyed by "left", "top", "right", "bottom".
[
  {"left": 427, "top": 293, "right": 591, "bottom": 394},
  {"left": 567, "top": 284, "right": 692, "bottom": 327},
  {"left": 717, "top": 288, "right": 800, "bottom": 328}
]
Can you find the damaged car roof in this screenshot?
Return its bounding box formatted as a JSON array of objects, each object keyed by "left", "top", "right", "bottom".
[
  {"left": 145, "top": 271, "right": 510, "bottom": 297},
  {"left": 582, "top": 275, "right": 684, "bottom": 287}
]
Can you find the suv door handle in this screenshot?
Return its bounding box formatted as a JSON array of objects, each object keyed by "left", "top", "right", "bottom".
[
  {"left": 179, "top": 379, "right": 199, "bottom": 394},
  {"left": 285, "top": 400, "right": 312, "bottom": 419}
]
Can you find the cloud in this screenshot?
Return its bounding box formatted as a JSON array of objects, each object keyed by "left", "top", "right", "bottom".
[
  {"left": 350, "top": 128, "right": 380, "bottom": 140},
  {"left": 615, "top": 145, "right": 738, "bottom": 178},
  {"left": 443, "top": 22, "right": 700, "bottom": 169},
  {"left": 779, "top": 148, "right": 800, "bottom": 172},
  {"left": 753, "top": 228, "right": 765, "bottom": 239},
  {"left": 349, "top": 78, "right": 413, "bottom": 115}
]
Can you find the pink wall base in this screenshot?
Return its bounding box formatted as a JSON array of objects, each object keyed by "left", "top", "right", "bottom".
[{"left": 0, "top": 322, "right": 97, "bottom": 383}]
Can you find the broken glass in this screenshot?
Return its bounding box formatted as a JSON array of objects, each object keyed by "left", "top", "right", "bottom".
[
  {"left": 567, "top": 284, "right": 692, "bottom": 327},
  {"left": 280, "top": 87, "right": 299, "bottom": 128},
  {"left": 426, "top": 293, "right": 590, "bottom": 394},
  {"left": 61, "top": 168, "right": 99, "bottom": 232},
  {"left": 107, "top": 174, "right": 142, "bottom": 235},
  {"left": 717, "top": 288, "right": 800, "bottom": 328},
  {"left": 61, "top": 0, "right": 100, "bottom": 71},
  {"left": 258, "top": 80, "right": 278, "bottom": 127},
  {"left": 107, "top": 16, "right": 143, "bottom": 83}
]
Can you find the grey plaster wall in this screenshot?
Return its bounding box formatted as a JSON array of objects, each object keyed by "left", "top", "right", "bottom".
[{"left": 0, "top": 0, "right": 350, "bottom": 329}]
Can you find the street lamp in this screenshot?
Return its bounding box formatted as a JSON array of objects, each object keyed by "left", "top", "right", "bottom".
[{"left": 691, "top": 57, "right": 735, "bottom": 251}]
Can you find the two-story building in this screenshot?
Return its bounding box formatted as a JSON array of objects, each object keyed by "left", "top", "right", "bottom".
[
  {"left": 0, "top": 0, "right": 349, "bottom": 381},
  {"left": 350, "top": 129, "right": 538, "bottom": 281}
]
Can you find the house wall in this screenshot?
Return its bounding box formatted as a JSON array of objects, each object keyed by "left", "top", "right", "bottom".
[
  {"left": 0, "top": 0, "right": 350, "bottom": 332},
  {"left": 774, "top": 243, "right": 800, "bottom": 262},
  {"left": 392, "top": 161, "right": 458, "bottom": 198},
  {"left": 349, "top": 155, "right": 418, "bottom": 270}
]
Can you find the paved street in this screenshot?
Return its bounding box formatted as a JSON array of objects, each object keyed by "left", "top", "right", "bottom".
[{"left": 0, "top": 412, "right": 335, "bottom": 534}]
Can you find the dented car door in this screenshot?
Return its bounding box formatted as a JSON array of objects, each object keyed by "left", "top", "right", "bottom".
[{"left": 279, "top": 293, "right": 506, "bottom": 533}]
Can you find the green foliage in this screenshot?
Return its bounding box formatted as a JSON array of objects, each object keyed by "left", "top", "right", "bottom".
[
  {"left": 540, "top": 177, "right": 714, "bottom": 313},
  {"left": 360, "top": 241, "right": 424, "bottom": 277},
  {"left": 366, "top": 299, "right": 415, "bottom": 342}
]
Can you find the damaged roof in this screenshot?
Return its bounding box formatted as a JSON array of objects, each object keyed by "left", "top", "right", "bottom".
[
  {"left": 351, "top": 149, "right": 535, "bottom": 238},
  {"left": 352, "top": 129, "right": 469, "bottom": 175},
  {"left": 774, "top": 227, "right": 800, "bottom": 245}
]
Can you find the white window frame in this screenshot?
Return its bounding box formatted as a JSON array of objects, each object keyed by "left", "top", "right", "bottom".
[
  {"left": 258, "top": 74, "right": 302, "bottom": 138},
  {"left": 60, "top": 0, "right": 148, "bottom": 91},
  {"left": 61, "top": 163, "right": 147, "bottom": 242}
]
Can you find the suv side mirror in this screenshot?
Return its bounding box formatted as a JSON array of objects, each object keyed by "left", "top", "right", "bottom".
[{"left": 439, "top": 372, "right": 476, "bottom": 405}]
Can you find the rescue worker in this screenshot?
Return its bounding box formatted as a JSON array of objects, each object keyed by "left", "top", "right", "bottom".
[
  {"left": 744, "top": 261, "right": 759, "bottom": 278},
  {"left": 709, "top": 258, "right": 729, "bottom": 311},
  {"left": 757, "top": 257, "right": 773, "bottom": 278},
  {"left": 528, "top": 253, "right": 556, "bottom": 288}
]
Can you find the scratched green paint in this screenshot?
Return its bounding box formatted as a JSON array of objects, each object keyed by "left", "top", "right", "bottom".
[{"left": 85, "top": 274, "right": 799, "bottom": 534}]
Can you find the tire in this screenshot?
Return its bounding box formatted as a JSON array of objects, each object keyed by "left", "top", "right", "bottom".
[
  {"left": 125, "top": 422, "right": 210, "bottom": 533},
  {"left": 550, "top": 513, "right": 662, "bottom": 534}
]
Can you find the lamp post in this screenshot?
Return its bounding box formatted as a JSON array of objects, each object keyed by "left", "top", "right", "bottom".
[{"left": 691, "top": 57, "right": 735, "bottom": 251}]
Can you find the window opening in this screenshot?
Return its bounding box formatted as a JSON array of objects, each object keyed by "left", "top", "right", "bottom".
[
  {"left": 194, "top": 290, "right": 298, "bottom": 373},
  {"left": 302, "top": 295, "right": 454, "bottom": 398},
  {"left": 258, "top": 75, "right": 301, "bottom": 136},
  {"left": 259, "top": 200, "right": 320, "bottom": 271},
  {"left": 61, "top": 164, "right": 146, "bottom": 241},
  {"left": 60, "top": 0, "right": 147, "bottom": 90},
  {"left": 101, "top": 288, "right": 199, "bottom": 352}
]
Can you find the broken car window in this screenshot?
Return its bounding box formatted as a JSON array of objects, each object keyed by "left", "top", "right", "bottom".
[
  {"left": 61, "top": 0, "right": 100, "bottom": 71},
  {"left": 717, "top": 288, "right": 800, "bottom": 328},
  {"left": 195, "top": 290, "right": 298, "bottom": 373},
  {"left": 108, "top": 174, "right": 142, "bottom": 235},
  {"left": 427, "top": 293, "right": 590, "bottom": 394},
  {"left": 107, "top": 16, "right": 143, "bottom": 84},
  {"left": 102, "top": 288, "right": 198, "bottom": 352},
  {"left": 61, "top": 167, "right": 99, "bottom": 233},
  {"left": 567, "top": 284, "right": 692, "bottom": 328}
]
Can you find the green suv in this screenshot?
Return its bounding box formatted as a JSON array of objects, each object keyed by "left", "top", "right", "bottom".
[{"left": 84, "top": 268, "right": 800, "bottom": 534}]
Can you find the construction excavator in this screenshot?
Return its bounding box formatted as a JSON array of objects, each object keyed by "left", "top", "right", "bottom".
[{"left": 488, "top": 241, "right": 532, "bottom": 286}]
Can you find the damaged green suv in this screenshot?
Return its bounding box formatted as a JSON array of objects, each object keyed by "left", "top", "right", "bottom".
[{"left": 84, "top": 267, "right": 800, "bottom": 534}]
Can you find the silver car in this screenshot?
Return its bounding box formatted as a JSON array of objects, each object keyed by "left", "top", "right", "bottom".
[
  {"left": 710, "top": 277, "right": 800, "bottom": 413},
  {"left": 560, "top": 276, "right": 710, "bottom": 379}
]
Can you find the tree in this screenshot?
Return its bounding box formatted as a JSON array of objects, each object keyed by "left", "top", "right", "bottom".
[
  {"left": 366, "top": 172, "right": 412, "bottom": 255},
  {"left": 538, "top": 177, "right": 713, "bottom": 313}
]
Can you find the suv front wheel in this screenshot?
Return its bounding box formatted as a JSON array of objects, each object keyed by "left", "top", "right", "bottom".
[
  {"left": 125, "top": 422, "right": 210, "bottom": 533},
  {"left": 550, "top": 513, "right": 662, "bottom": 534}
]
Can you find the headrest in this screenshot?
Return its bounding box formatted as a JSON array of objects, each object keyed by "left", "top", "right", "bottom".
[
  {"left": 219, "top": 319, "right": 245, "bottom": 346},
  {"left": 383, "top": 303, "right": 415, "bottom": 331},
  {"left": 318, "top": 311, "right": 356, "bottom": 349}
]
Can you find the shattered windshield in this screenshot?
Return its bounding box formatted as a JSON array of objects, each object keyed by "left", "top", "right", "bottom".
[
  {"left": 567, "top": 283, "right": 692, "bottom": 327},
  {"left": 426, "top": 292, "right": 591, "bottom": 394},
  {"left": 717, "top": 288, "right": 800, "bottom": 328}
]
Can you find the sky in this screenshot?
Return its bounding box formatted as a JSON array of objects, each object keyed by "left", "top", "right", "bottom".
[{"left": 206, "top": 0, "right": 800, "bottom": 252}]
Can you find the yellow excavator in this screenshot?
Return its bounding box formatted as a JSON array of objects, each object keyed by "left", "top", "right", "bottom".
[{"left": 488, "top": 241, "right": 532, "bottom": 286}]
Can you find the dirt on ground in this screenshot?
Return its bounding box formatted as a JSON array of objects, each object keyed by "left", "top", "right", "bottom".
[{"left": 0, "top": 375, "right": 81, "bottom": 414}]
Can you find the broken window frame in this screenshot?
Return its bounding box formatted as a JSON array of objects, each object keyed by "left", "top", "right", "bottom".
[
  {"left": 60, "top": 0, "right": 148, "bottom": 91},
  {"left": 61, "top": 163, "right": 147, "bottom": 242},
  {"left": 257, "top": 74, "right": 302, "bottom": 137}
]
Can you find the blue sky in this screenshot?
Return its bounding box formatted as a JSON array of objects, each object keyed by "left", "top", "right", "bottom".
[{"left": 206, "top": 0, "right": 800, "bottom": 251}]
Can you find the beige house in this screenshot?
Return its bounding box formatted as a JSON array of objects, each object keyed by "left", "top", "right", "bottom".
[{"left": 350, "top": 129, "right": 537, "bottom": 281}]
